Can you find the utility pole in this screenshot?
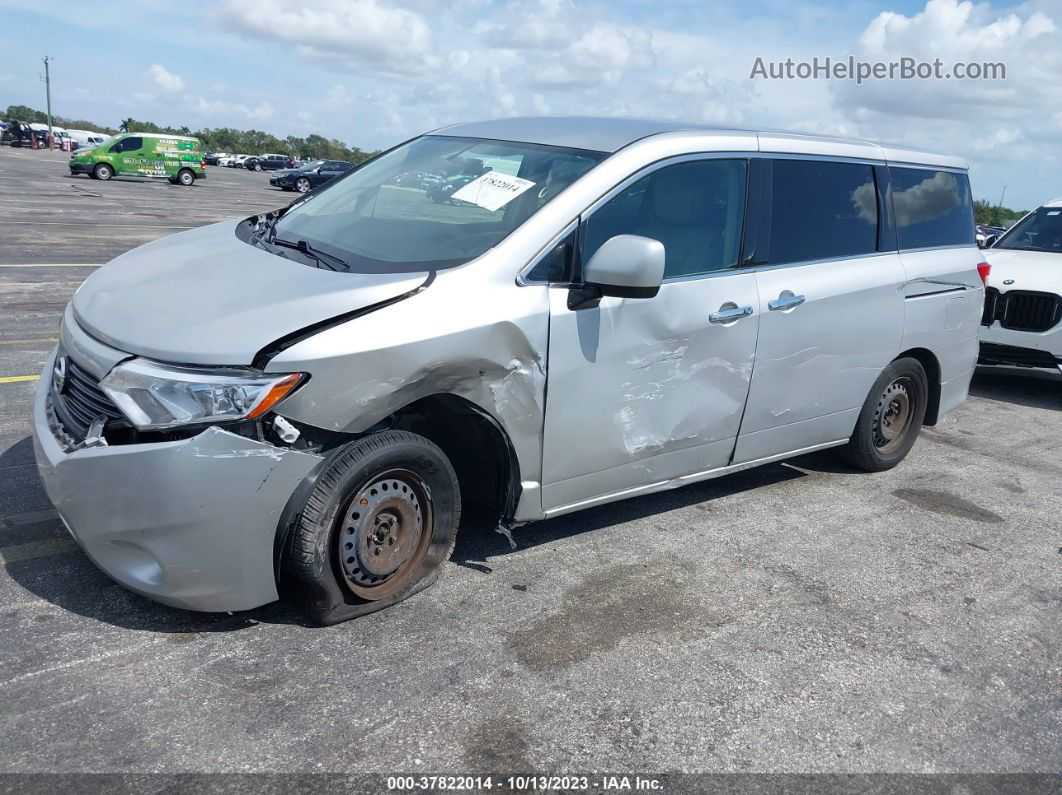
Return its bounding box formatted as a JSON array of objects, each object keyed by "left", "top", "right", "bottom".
[
  {"left": 997, "top": 185, "right": 1007, "bottom": 212},
  {"left": 42, "top": 56, "right": 53, "bottom": 140}
]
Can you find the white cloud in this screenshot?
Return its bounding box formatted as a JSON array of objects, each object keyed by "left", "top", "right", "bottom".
[
  {"left": 152, "top": 0, "right": 1057, "bottom": 208},
  {"left": 662, "top": 68, "right": 751, "bottom": 125},
  {"left": 972, "top": 128, "right": 1024, "bottom": 151},
  {"left": 213, "top": 0, "right": 439, "bottom": 76},
  {"left": 834, "top": 0, "right": 1058, "bottom": 122},
  {"left": 323, "top": 84, "right": 352, "bottom": 110},
  {"left": 149, "top": 64, "right": 185, "bottom": 92}
]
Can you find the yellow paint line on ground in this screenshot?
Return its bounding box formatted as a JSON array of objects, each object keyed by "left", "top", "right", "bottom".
[
  {"left": 0, "top": 375, "right": 39, "bottom": 384},
  {"left": 0, "top": 537, "right": 79, "bottom": 566},
  {"left": 0, "top": 338, "right": 59, "bottom": 346}
]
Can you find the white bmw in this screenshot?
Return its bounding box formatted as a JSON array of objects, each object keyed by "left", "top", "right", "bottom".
[{"left": 980, "top": 199, "right": 1062, "bottom": 375}]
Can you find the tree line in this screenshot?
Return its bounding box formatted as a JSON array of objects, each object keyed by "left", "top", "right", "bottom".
[
  {"left": 973, "top": 199, "right": 1027, "bottom": 228},
  {"left": 2, "top": 104, "right": 378, "bottom": 163}
]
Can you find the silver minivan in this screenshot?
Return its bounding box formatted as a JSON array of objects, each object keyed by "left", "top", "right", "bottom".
[{"left": 33, "top": 117, "right": 986, "bottom": 624}]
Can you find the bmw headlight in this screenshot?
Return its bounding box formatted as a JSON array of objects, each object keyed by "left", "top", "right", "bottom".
[{"left": 100, "top": 359, "right": 305, "bottom": 431}]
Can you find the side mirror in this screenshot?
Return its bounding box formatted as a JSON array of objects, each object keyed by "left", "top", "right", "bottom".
[{"left": 569, "top": 234, "right": 665, "bottom": 309}]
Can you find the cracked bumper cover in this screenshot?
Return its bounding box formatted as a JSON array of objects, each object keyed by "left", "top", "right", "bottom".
[{"left": 32, "top": 350, "right": 324, "bottom": 612}]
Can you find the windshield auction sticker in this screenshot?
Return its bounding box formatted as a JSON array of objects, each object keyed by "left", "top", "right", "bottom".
[{"left": 450, "top": 171, "right": 536, "bottom": 212}]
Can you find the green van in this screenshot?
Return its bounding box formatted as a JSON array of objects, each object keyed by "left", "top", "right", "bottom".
[{"left": 69, "top": 132, "right": 206, "bottom": 186}]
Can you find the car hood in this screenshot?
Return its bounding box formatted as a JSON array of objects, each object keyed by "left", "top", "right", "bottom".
[
  {"left": 271, "top": 169, "right": 300, "bottom": 178},
  {"left": 983, "top": 248, "right": 1061, "bottom": 294},
  {"left": 71, "top": 220, "right": 429, "bottom": 366}
]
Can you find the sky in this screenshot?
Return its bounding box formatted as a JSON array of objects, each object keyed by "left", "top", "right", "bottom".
[{"left": 0, "top": 0, "right": 1058, "bottom": 210}]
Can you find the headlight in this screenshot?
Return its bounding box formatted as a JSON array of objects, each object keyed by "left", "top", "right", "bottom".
[{"left": 100, "top": 359, "right": 305, "bottom": 431}]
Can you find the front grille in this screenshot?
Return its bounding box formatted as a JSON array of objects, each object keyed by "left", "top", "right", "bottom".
[
  {"left": 978, "top": 342, "right": 1061, "bottom": 369},
  {"left": 51, "top": 357, "right": 127, "bottom": 441},
  {"left": 981, "top": 289, "right": 1062, "bottom": 332}
]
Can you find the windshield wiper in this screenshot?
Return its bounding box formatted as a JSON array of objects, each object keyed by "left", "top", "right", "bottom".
[{"left": 271, "top": 237, "right": 349, "bottom": 272}]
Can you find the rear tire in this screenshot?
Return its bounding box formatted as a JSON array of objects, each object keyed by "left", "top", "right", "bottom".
[
  {"left": 177, "top": 169, "right": 195, "bottom": 186},
  {"left": 282, "top": 431, "right": 461, "bottom": 625},
  {"left": 840, "top": 357, "right": 928, "bottom": 472},
  {"left": 93, "top": 163, "right": 113, "bottom": 181}
]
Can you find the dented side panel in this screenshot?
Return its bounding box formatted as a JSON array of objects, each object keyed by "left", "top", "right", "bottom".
[
  {"left": 266, "top": 265, "right": 551, "bottom": 521},
  {"left": 540, "top": 273, "right": 760, "bottom": 511}
]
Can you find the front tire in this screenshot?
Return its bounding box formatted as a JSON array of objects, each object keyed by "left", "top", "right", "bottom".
[
  {"left": 177, "top": 169, "right": 195, "bottom": 186},
  {"left": 840, "top": 357, "right": 928, "bottom": 472},
  {"left": 295, "top": 176, "right": 311, "bottom": 193},
  {"left": 93, "top": 163, "right": 113, "bottom": 181},
  {"left": 282, "top": 431, "right": 461, "bottom": 625}
]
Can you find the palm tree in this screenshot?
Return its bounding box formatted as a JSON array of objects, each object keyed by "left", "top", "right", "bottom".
[{"left": 119, "top": 118, "right": 134, "bottom": 133}]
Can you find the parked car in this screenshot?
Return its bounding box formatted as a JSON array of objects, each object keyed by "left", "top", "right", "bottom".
[
  {"left": 976, "top": 224, "right": 1005, "bottom": 248},
  {"left": 216, "top": 153, "right": 237, "bottom": 167},
  {"left": 269, "top": 159, "right": 353, "bottom": 192},
  {"left": 390, "top": 170, "right": 422, "bottom": 187},
  {"left": 1, "top": 120, "right": 36, "bottom": 147},
  {"left": 69, "top": 132, "right": 205, "bottom": 186},
  {"left": 12, "top": 123, "right": 51, "bottom": 148},
  {"left": 245, "top": 154, "right": 294, "bottom": 171},
  {"left": 32, "top": 118, "right": 983, "bottom": 624},
  {"left": 204, "top": 152, "right": 226, "bottom": 166},
  {"left": 979, "top": 199, "right": 1062, "bottom": 373},
  {"left": 68, "top": 129, "right": 108, "bottom": 150},
  {"left": 229, "top": 154, "right": 252, "bottom": 168}
]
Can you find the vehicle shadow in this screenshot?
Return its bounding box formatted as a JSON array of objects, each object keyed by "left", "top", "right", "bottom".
[
  {"left": 4, "top": 433, "right": 810, "bottom": 632},
  {"left": 969, "top": 367, "right": 1062, "bottom": 411},
  {"left": 452, "top": 461, "right": 807, "bottom": 572}
]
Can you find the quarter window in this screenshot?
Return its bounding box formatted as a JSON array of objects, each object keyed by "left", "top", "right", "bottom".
[
  {"left": 891, "top": 167, "right": 974, "bottom": 249},
  {"left": 582, "top": 159, "right": 748, "bottom": 279},
  {"left": 766, "top": 159, "right": 878, "bottom": 264},
  {"left": 525, "top": 230, "right": 576, "bottom": 283}
]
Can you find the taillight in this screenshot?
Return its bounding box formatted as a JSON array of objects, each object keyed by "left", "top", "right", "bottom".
[{"left": 976, "top": 262, "right": 990, "bottom": 285}]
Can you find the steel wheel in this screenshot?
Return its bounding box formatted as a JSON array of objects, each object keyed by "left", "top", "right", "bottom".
[
  {"left": 177, "top": 169, "right": 194, "bottom": 186},
  {"left": 337, "top": 469, "right": 434, "bottom": 601},
  {"left": 872, "top": 376, "right": 917, "bottom": 454}
]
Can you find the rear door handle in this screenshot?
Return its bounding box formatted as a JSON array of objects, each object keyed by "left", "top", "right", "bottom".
[
  {"left": 768, "top": 292, "right": 806, "bottom": 311},
  {"left": 709, "top": 304, "right": 754, "bottom": 324}
]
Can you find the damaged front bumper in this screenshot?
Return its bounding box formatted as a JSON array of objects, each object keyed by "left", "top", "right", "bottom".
[{"left": 32, "top": 349, "right": 323, "bottom": 612}]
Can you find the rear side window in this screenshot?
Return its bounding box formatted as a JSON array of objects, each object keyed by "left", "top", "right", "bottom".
[
  {"left": 890, "top": 167, "right": 974, "bottom": 249},
  {"left": 767, "top": 159, "right": 878, "bottom": 264},
  {"left": 582, "top": 158, "right": 748, "bottom": 279}
]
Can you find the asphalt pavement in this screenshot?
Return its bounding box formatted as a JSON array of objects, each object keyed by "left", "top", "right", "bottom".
[{"left": 0, "top": 145, "right": 1058, "bottom": 781}]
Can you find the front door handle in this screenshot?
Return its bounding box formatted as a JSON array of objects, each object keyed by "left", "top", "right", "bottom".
[
  {"left": 768, "top": 292, "right": 806, "bottom": 311},
  {"left": 709, "top": 304, "right": 754, "bottom": 324}
]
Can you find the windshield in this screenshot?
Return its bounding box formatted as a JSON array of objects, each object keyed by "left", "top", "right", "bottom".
[
  {"left": 995, "top": 207, "right": 1062, "bottom": 253},
  {"left": 299, "top": 160, "right": 324, "bottom": 171},
  {"left": 268, "top": 135, "right": 606, "bottom": 273}
]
